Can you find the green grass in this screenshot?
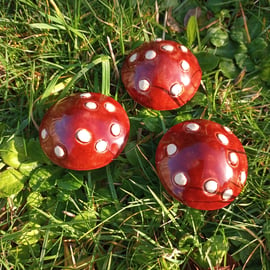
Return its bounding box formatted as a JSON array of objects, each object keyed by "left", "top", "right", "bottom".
[{"left": 0, "top": 0, "right": 269, "bottom": 269}]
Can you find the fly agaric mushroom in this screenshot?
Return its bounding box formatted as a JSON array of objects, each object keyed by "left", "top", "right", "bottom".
[
  {"left": 121, "top": 39, "right": 202, "bottom": 110},
  {"left": 39, "top": 93, "right": 130, "bottom": 170},
  {"left": 155, "top": 119, "right": 248, "bottom": 210}
]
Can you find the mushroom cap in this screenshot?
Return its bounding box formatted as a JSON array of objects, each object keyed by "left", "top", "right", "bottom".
[
  {"left": 39, "top": 93, "right": 130, "bottom": 170},
  {"left": 121, "top": 40, "right": 202, "bottom": 110},
  {"left": 155, "top": 119, "right": 248, "bottom": 210}
]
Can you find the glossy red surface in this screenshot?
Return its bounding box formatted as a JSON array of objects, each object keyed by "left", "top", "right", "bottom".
[
  {"left": 121, "top": 40, "right": 202, "bottom": 110},
  {"left": 155, "top": 119, "right": 248, "bottom": 210},
  {"left": 39, "top": 93, "right": 130, "bottom": 170}
]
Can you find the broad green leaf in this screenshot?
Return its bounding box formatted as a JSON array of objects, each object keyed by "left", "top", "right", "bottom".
[
  {"left": 236, "top": 43, "right": 248, "bottom": 54},
  {"left": 29, "top": 166, "right": 61, "bottom": 192},
  {"left": 234, "top": 53, "right": 254, "bottom": 72},
  {"left": 219, "top": 59, "right": 239, "bottom": 79},
  {"left": 27, "top": 138, "right": 50, "bottom": 164},
  {"left": 248, "top": 16, "right": 264, "bottom": 40},
  {"left": 230, "top": 27, "right": 246, "bottom": 44},
  {"left": 27, "top": 191, "right": 43, "bottom": 208},
  {"left": 214, "top": 40, "right": 237, "bottom": 58},
  {"left": 209, "top": 27, "right": 229, "bottom": 47},
  {"left": 0, "top": 137, "right": 27, "bottom": 169},
  {"left": 219, "top": 9, "right": 231, "bottom": 21},
  {"left": 187, "top": 15, "right": 197, "bottom": 47},
  {"left": 196, "top": 52, "right": 219, "bottom": 72},
  {"left": 16, "top": 222, "right": 41, "bottom": 246},
  {"left": 0, "top": 168, "right": 26, "bottom": 197},
  {"left": 259, "top": 63, "right": 270, "bottom": 84},
  {"left": 143, "top": 116, "right": 161, "bottom": 133},
  {"left": 259, "top": 57, "right": 270, "bottom": 82},
  {"left": 18, "top": 161, "right": 39, "bottom": 176},
  {"left": 248, "top": 37, "right": 268, "bottom": 59},
  {"left": 56, "top": 172, "right": 83, "bottom": 191}
]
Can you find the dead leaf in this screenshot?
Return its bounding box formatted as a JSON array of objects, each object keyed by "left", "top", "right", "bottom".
[{"left": 167, "top": 7, "right": 183, "bottom": 33}]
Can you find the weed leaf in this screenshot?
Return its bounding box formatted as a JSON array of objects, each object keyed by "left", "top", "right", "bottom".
[
  {"left": 0, "top": 168, "right": 26, "bottom": 197},
  {"left": 186, "top": 15, "right": 197, "bottom": 47}
]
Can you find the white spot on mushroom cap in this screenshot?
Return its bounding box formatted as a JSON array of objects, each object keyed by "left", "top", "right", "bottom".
[
  {"left": 161, "top": 44, "right": 174, "bottom": 52},
  {"left": 54, "top": 145, "right": 65, "bottom": 158},
  {"left": 240, "top": 171, "right": 246, "bottom": 185},
  {"left": 224, "top": 126, "right": 232, "bottom": 133},
  {"left": 229, "top": 152, "right": 239, "bottom": 166},
  {"left": 174, "top": 172, "right": 188, "bottom": 186},
  {"left": 76, "top": 129, "right": 91, "bottom": 143},
  {"left": 104, "top": 102, "right": 116, "bottom": 112},
  {"left": 222, "top": 189, "right": 233, "bottom": 200},
  {"left": 180, "top": 45, "right": 188, "bottom": 53},
  {"left": 186, "top": 123, "right": 200, "bottom": 132},
  {"left": 217, "top": 133, "right": 229, "bottom": 146},
  {"left": 80, "top": 93, "right": 91, "bottom": 98},
  {"left": 138, "top": 79, "right": 150, "bottom": 91},
  {"left": 129, "top": 53, "right": 137, "bottom": 63},
  {"left": 95, "top": 140, "right": 108, "bottom": 153},
  {"left": 167, "top": 144, "right": 177, "bottom": 156},
  {"left": 182, "top": 76, "right": 191, "bottom": 86},
  {"left": 145, "top": 50, "right": 156, "bottom": 60},
  {"left": 41, "top": 128, "right": 48, "bottom": 140},
  {"left": 85, "top": 101, "right": 98, "bottom": 110},
  {"left": 111, "top": 123, "right": 121, "bottom": 136},
  {"left": 170, "top": 83, "right": 183, "bottom": 97},
  {"left": 180, "top": 60, "right": 190, "bottom": 72},
  {"left": 204, "top": 180, "right": 218, "bottom": 194}
]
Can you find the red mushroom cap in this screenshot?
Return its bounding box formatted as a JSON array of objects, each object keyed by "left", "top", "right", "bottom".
[
  {"left": 121, "top": 39, "right": 202, "bottom": 110},
  {"left": 155, "top": 119, "right": 248, "bottom": 210},
  {"left": 39, "top": 93, "right": 130, "bottom": 170}
]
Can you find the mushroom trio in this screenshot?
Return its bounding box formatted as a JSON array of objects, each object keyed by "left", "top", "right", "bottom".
[{"left": 39, "top": 39, "right": 248, "bottom": 210}]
